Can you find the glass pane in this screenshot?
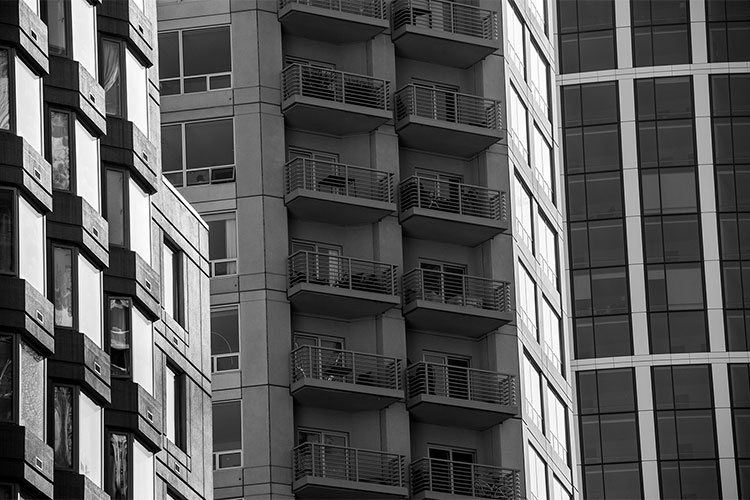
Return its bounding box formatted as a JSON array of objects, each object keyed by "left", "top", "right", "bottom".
[
  {"left": 594, "top": 315, "right": 632, "bottom": 357},
  {"left": 50, "top": 111, "right": 71, "bottom": 191},
  {"left": 0, "top": 335, "right": 13, "bottom": 422},
  {"left": 132, "top": 307, "right": 153, "bottom": 394},
  {"left": 586, "top": 173, "right": 623, "bottom": 219},
  {"left": 600, "top": 413, "right": 639, "bottom": 462},
  {"left": 53, "top": 247, "right": 73, "bottom": 327},
  {"left": 162, "top": 244, "right": 175, "bottom": 317},
  {"left": 578, "top": 30, "right": 615, "bottom": 72},
  {"left": 54, "top": 386, "right": 73, "bottom": 468},
  {"left": 165, "top": 366, "right": 176, "bottom": 443},
  {"left": 0, "top": 50, "right": 8, "bottom": 130},
  {"left": 577, "top": 0, "right": 613, "bottom": 31},
  {"left": 679, "top": 461, "right": 720, "bottom": 499},
  {"left": 16, "top": 57, "right": 42, "bottom": 153},
  {"left": 588, "top": 220, "right": 626, "bottom": 267},
  {"left": 603, "top": 463, "right": 642, "bottom": 499},
  {"left": 581, "top": 415, "right": 602, "bottom": 464},
  {"left": 160, "top": 80, "right": 181, "bottom": 95},
  {"left": 133, "top": 440, "right": 154, "bottom": 500},
  {"left": 591, "top": 267, "right": 629, "bottom": 315},
  {"left": 213, "top": 401, "right": 241, "bottom": 451},
  {"left": 72, "top": 0, "right": 97, "bottom": 77},
  {"left": 78, "top": 255, "right": 102, "bottom": 347},
  {"left": 583, "top": 125, "right": 620, "bottom": 172},
  {"left": 102, "top": 41, "right": 121, "bottom": 116},
  {"left": 185, "top": 119, "right": 234, "bottom": 169},
  {"left": 47, "top": 0, "right": 68, "bottom": 55},
  {"left": 161, "top": 124, "right": 183, "bottom": 173},
  {"left": 158, "top": 32, "right": 180, "bottom": 79},
  {"left": 582, "top": 82, "right": 618, "bottom": 125},
  {"left": 665, "top": 263, "right": 704, "bottom": 310},
  {"left": 672, "top": 365, "right": 712, "bottom": 409},
  {"left": 182, "top": 27, "right": 231, "bottom": 76},
  {"left": 108, "top": 433, "right": 128, "bottom": 500},
  {"left": 652, "top": 25, "right": 691, "bottom": 66},
  {"left": 129, "top": 178, "right": 150, "bottom": 264},
  {"left": 125, "top": 50, "right": 148, "bottom": 135},
  {"left": 79, "top": 391, "right": 102, "bottom": 486},
  {"left": 75, "top": 120, "right": 100, "bottom": 212},
  {"left": 654, "top": 77, "right": 693, "bottom": 119},
  {"left": 660, "top": 167, "right": 697, "bottom": 213},
  {"left": 676, "top": 409, "right": 716, "bottom": 459},
  {"left": 18, "top": 196, "right": 44, "bottom": 293},
  {"left": 106, "top": 170, "right": 125, "bottom": 245},
  {"left": 20, "top": 341, "right": 44, "bottom": 439},
  {"left": 597, "top": 369, "right": 635, "bottom": 412},
  {"left": 109, "top": 299, "right": 130, "bottom": 376},
  {"left": 658, "top": 120, "right": 695, "bottom": 167},
  {"left": 211, "top": 308, "right": 239, "bottom": 356},
  {"left": 183, "top": 76, "right": 206, "bottom": 94}
]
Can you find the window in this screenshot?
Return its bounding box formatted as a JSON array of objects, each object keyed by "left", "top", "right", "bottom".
[
  {"left": 541, "top": 297, "right": 562, "bottom": 373},
  {"left": 578, "top": 368, "right": 642, "bottom": 499},
  {"left": 528, "top": 0, "right": 547, "bottom": 33},
  {"left": 527, "top": 444, "right": 547, "bottom": 500},
  {"left": 213, "top": 401, "right": 241, "bottom": 469},
  {"left": 508, "top": 86, "right": 528, "bottom": 162},
  {"left": 575, "top": 315, "right": 632, "bottom": 359},
  {"left": 161, "top": 119, "right": 235, "bottom": 187},
  {"left": 551, "top": 476, "right": 571, "bottom": 500},
  {"left": 547, "top": 387, "right": 568, "bottom": 460},
  {"left": 0, "top": 189, "right": 46, "bottom": 294},
  {"left": 105, "top": 169, "right": 151, "bottom": 264},
  {"left": 507, "top": 4, "right": 525, "bottom": 73},
  {"left": 632, "top": 0, "right": 690, "bottom": 66},
  {"left": 158, "top": 26, "right": 232, "bottom": 95},
  {"left": 653, "top": 365, "right": 719, "bottom": 499},
  {"left": 426, "top": 446, "right": 476, "bottom": 496},
  {"left": 0, "top": 335, "right": 45, "bottom": 440},
  {"left": 523, "top": 354, "right": 543, "bottom": 429},
  {"left": 15, "top": 52, "right": 43, "bottom": 153},
  {"left": 514, "top": 174, "right": 533, "bottom": 251},
  {"left": 105, "top": 432, "right": 154, "bottom": 500},
  {"left": 54, "top": 386, "right": 103, "bottom": 484},
  {"left": 52, "top": 247, "right": 103, "bottom": 347},
  {"left": 44, "top": 0, "right": 97, "bottom": 77},
  {"left": 533, "top": 125, "right": 554, "bottom": 202},
  {"left": 80, "top": 390, "right": 103, "bottom": 485},
  {"left": 528, "top": 43, "right": 549, "bottom": 116},
  {"left": 101, "top": 40, "right": 148, "bottom": 135},
  {"left": 165, "top": 364, "right": 185, "bottom": 450},
  {"left": 517, "top": 262, "right": 537, "bottom": 336},
  {"left": 211, "top": 306, "right": 239, "bottom": 372},
  {"left": 108, "top": 298, "right": 154, "bottom": 394},
  {"left": 558, "top": 0, "right": 616, "bottom": 73},
  {"left": 537, "top": 213, "right": 557, "bottom": 285},
  {"left": 707, "top": 0, "right": 750, "bottom": 62},
  {"left": 730, "top": 364, "right": 750, "bottom": 498},
  {"left": 204, "top": 212, "right": 237, "bottom": 276},
  {"left": 162, "top": 240, "right": 182, "bottom": 324}
]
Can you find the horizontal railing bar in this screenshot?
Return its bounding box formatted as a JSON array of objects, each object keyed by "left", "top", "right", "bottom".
[{"left": 280, "top": 0, "right": 387, "bottom": 19}]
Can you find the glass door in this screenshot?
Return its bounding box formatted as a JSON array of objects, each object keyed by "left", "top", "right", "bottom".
[{"left": 298, "top": 429, "right": 349, "bottom": 480}]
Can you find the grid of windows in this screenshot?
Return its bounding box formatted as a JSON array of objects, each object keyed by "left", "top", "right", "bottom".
[
  {"left": 631, "top": 0, "right": 691, "bottom": 67},
  {"left": 507, "top": 3, "right": 525, "bottom": 73},
  {"left": 578, "top": 368, "right": 642, "bottom": 499},
  {"left": 653, "top": 365, "right": 720, "bottom": 499},
  {"left": 730, "top": 364, "right": 750, "bottom": 496},
  {"left": 706, "top": 0, "right": 750, "bottom": 62},
  {"left": 562, "top": 82, "right": 632, "bottom": 359},
  {"left": 712, "top": 74, "right": 750, "bottom": 350},
  {"left": 558, "top": 0, "right": 616, "bottom": 73},
  {"left": 635, "top": 77, "right": 707, "bottom": 354}
]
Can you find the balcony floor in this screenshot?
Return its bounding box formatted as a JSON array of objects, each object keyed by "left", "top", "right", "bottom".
[
  {"left": 293, "top": 476, "right": 408, "bottom": 499},
  {"left": 292, "top": 379, "right": 403, "bottom": 410},
  {"left": 394, "top": 115, "right": 502, "bottom": 157},
  {"left": 392, "top": 26, "right": 500, "bottom": 68},
  {"left": 286, "top": 189, "right": 395, "bottom": 225},
  {"left": 403, "top": 299, "right": 512, "bottom": 336},
  {"left": 279, "top": 4, "right": 388, "bottom": 43},
  {"left": 282, "top": 95, "right": 391, "bottom": 135},
  {"left": 289, "top": 283, "right": 400, "bottom": 319},
  {"left": 407, "top": 394, "right": 516, "bottom": 430},
  {"left": 399, "top": 207, "right": 507, "bottom": 246}
]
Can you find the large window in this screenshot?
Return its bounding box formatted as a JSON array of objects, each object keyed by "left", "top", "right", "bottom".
[
  {"left": 523, "top": 354, "right": 543, "bottom": 430},
  {"left": 508, "top": 86, "right": 528, "bottom": 162},
  {"left": 517, "top": 262, "right": 537, "bottom": 337},
  {"left": 44, "top": 0, "right": 97, "bottom": 78},
  {"left": 578, "top": 368, "right": 642, "bottom": 499},
  {"left": 533, "top": 125, "right": 554, "bottom": 202},
  {"left": 558, "top": 0, "right": 616, "bottom": 73},
  {"left": 541, "top": 297, "right": 562, "bottom": 373},
  {"left": 0, "top": 335, "right": 45, "bottom": 441},
  {"left": 527, "top": 444, "right": 547, "bottom": 500},
  {"left": 528, "top": 42, "right": 549, "bottom": 117},
  {"left": 158, "top": 26, "right": 232, "bottom": 95},
  {"left": 507, "top": 4, "right": 525, "bottom": 73},
  {"left": 211, "top": 306, "right": 239, "bottom": 372},
  {"left": 707, "top": 0, "right": 750, "bottom": 62},
  {"left": 105, "top": 433, "right": 154, "bottom": 500},
  {"left": 101, "top": 40, "right": 148, "bottom": 135},
  {"left": 653, "top": 365, "right": 719, "bottom": 499},
  {"left": 165, "top": 364, "right": 185, "bottom": 450},
  {"left": 547, "top": 386, "right": 569, "bottom": 461},
  {"left": 53, "top": 247, "right": 103, "bottom": 347},
  {"left": 105, "top": 169, "right": 151, "bottom": 264},
  {"left": 537, "top": 213, "right": 557, "bottom": 286},
  {"left": 16, "top": 53, "right": 43, "bottom": 154},
  {"left": 730, "top": 364, "right": 750, "bottom": 497},
  {"left": 204, "top": 212, "right": 237, "bottom": 276},
  {"left": 162, "top": 240, "right": 183, "bottom": 325},
  {"left": 514, "top": 174, "right": 534, "bottom": 251},
  {"left": 161, "top": 119, "right": 235, "bottom": 187},
  {"left": 0, "top": 190, "right": 46, "bottom": 295},
  {"left": 632, "top": 0, "right": 691, "bottom": 66},
  {"left": 213, "top": 400, "right": 242, "bottom": 469},
  {"left": 108, "top": 298, "right": 154, "bottom": 395}
]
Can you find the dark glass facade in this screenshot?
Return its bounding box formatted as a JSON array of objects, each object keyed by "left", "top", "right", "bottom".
[
  {"left": 632, "top": 0, "right": 691, "bottom": 67},
  {"left": 558, "top": 0, "right": 616, "bottom": 73}
]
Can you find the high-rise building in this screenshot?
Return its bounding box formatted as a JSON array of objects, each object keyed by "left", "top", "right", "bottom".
[
  {"left": 157, "top": 0, "right": 575, "bottom": 499},
  {"left": 558, "top": 0, "right": 750, "bottom": 498},
  {"left": 0, "top": 0, "right": 212, "bottom": 499}
]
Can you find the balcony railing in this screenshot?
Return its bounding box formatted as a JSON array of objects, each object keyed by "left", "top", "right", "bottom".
[
  {"left": 288, "top": 251, "right": 398, "bottom": 295},
  {"left": 395, "top": 85, "right": 502, "bottom": 130},
  {"left": 402, "top": 269, "right": 512, "bottom": 313},
  {"left": 410, "top": 458, "right": 521, "bottom": 500},
  {"left": 391, "top": 0, "right": 499, "bottom": 41},
  {"left": 282, "top": 64, "right": 390, "bottom": 111},
  {"left": 292, "top": 345, "right": 402, "bottom": 390},
  {"left": 407, "top": 362, "right": 516, "bottom": 406},
  {"left": 294, "top": 442, "right": 406, "bottom": 487},
  {"left": 280, "top": 0, "right": 387, "bottom": 19},
  {"left": 400, "top": 176, "right": 506, "bottom": 221},
  {"left": 285, "top": 158, "right": 394, "bottom": 203}
]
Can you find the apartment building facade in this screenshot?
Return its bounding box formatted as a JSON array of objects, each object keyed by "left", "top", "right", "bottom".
[
  {"left": 0, "top": 0, "right": 212, "bottom": 499},
  {"left": 557, "top": 0, "right": 750, "bottom": 498},
  {"left": 157, "top": 0, "right": 575, "bottom": 499}
]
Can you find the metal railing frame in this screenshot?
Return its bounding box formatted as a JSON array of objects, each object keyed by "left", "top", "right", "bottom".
[
  {"left": 407, "top": 361, "right": 517, "bottom": 406},
  {"left": 391, "top": 0, "right": 499, "bottom": 41},
  {"left": 402, "top": 268, "right": 512, "bottom": 313},
  {"left": 399, "top": 175, "right": 507, "bottom": 221},
  {"left": 288, "top": 250, "right": 399, "bottom": 296},
  {"left": 282, "top": 64, "right": 391, "bottom": 111},
  {"left": 291, "top": 345, "right": 402, "bottom": 390},
  {"left": 394, "top": 84, "right": 503, "bottom": 130},
  {"left": 279, "top": 0, "right": 387, "bottom": 19},
  {"left": 293, "top": 442, "right": 406, "bottom": 487},
  {"left": 285, "top": 157, "right": 395, "bottom": 203},
  {"left": 410, "top": 457, "right": 521, "bottom": 499}
]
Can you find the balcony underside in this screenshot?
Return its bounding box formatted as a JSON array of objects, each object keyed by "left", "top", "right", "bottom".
[
  {"left": 394, "top": 116, "right": 502, "bottom": 157},
  {"left": 407, "top": 394, "right": 516, "bottom": 430},
  {"left": 403, "top": 300, "right": 511, "bottom": 336},
  {"left": 279, "top": 5, "right": 388, "bottom": 43},
  {"left": 293, "top": 476, "right": 408, "bottom": 499},
  {"left": 412, "top": 491, "right": 486, "bottom": 500},
  {"left": 282, "top": 96, "right": 391, "bottom": 135},
  {"left": 286, "top": 189, "right": 395, "bottom": 225},
  {"left": 399, "top": 207, "right": 506, "bottom": 246},
  {"left": 392, "top": 26, "right": 500, "bottom": 68},
  {"left": 289, "top": 283, "right": 400, "bottom": 318},
  {"left": 292, "top": 379, "right": 403, "bottom": 410}
]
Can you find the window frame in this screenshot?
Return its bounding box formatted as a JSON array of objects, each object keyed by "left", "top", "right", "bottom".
[
  {"left": 213, "top": 400, "right": 243, "bottom": 470},
  {"left": 523, "top": 353, "right": 544, "bottom": 431},
  {"left": 46, "top": 107, "right": 75, "bottom": 193},
  {"left": 211, "top": 305, "right": 240, "bottom": 373},
  {"left": 203, "top": 211, "right": 238, "bottom": 277},
  {"left": 162, "top": 237, "right": 184, "bottom": 326},
  {"left": 103, "top": 167, "right": 151, "bottom": 263},
  {"left": 104, "top": 431, "right": 153, "bottom": 500},
  {"left": 514, "top": 172, "right": 535, "bottom": 252},
  {"left": 0, "top": 187, "right": 46, "bottom": 293},
  {"left": 164, "top": 362, "right": 186, "bottom": 451},
  {"left": 1, "top": 47, "right": 44, "bottom": 153},
  {"left": 0, "top": 333, "right": 46, "bottom": 438}
]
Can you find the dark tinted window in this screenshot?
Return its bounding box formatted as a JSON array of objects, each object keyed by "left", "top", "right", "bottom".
[
  {"left": 558, "top": 0, "right": 616, "bottom": 74},
  {"left": 632, "top": 0, "right": 691, "bottom": 67}
]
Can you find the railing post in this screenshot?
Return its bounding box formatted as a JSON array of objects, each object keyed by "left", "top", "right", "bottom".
[
  {"left": 419, "top": 269, "right": 425, "bottom": 300},
  {"left": 457, "top": 182, "right": 463, "bottom": 215},
  {"left": 340, "top": 72, "right": 346, "bottom": 104},
  {"left": 350, "top": 351, "right": 356, "bottom": 384},
  {"left": 344, "top": 164, "right": 350, "bottom": 197},
  {"left": 347, "top": 257, "right": 352, "bottom": 289},
  {"left": 353, "top": 448, "right": 359, "bottom": 482}
]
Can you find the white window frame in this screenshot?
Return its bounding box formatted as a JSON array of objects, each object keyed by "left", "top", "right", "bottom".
[
  {"left": 211, "top": 305, "right": 240, "bottom": 373},
  {"left": 213, "top": 400, "right": 242, "bottom": 470},
  {"left": 546, "top": 386, "right": 568, "bottom": 461},
  {"left": 514, "top": 173, "right": 534, "bottom": 252},
  {"left": 523, "top": 354, "right": 543, "bottom": 430},
  {"left": 509, "top": 86, "right": 528, "bottom": 163},
  {"left": 528, "top": 42, "right": 549, "bottom": 116},
  {"left": 158, "top": 26, "right": 232, "bottom": 96},
  {"left": 533, "top": 125, "right": 553, "bottom": 202},
  {"left": 203, "top": 211, "right": 237, "bottom": 277},
  {"left": 537, "top": 211, "right": 557, "bottom": 285},
  {"left": 540, "top": 297, "right": 562, "bottom": 373},
  {"left": 526, "top": 443, "right": 547, "bottom": 500},
  {"left": 517, "top": 262, "right": 537, "bottom": 337},
  {"left": 507, "top": 3, "right": 525, "bottom": 74}
]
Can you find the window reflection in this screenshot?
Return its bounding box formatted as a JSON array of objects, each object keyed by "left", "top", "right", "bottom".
[
  {"left": 0, "top": 335, "right": 13, "bottom": 422},
  {"left": 102, "top": 40, "right": 121, "bottom": 116},
  {"left": 53, "top": 247, "right": 73, "bottom": 327},
  {"left": 50, "top": 111, "right": 71, "bottom": 191},
  {"left": 109, "top": 298, "right": 131, "bottom": 377},
  {"left": 0, "top": 49, "right": 8, "bottom": 130},
  {"left": 54, "top": 385, "right": 73, "bottom": 468}
]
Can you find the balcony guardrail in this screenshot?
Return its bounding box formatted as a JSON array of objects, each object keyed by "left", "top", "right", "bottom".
[
  {"left": 282, "top": 64, "right": 390, "bottom": 111},
  {"left": 402, "top": 269, "right": 512, "bottom": 313},
  {"left": 399, "top": 176, "right": 506, "bottom": 221},
  {"left": 391, "top": 0, "right": 499, "bottom": 41},
  {"left": 394, "top": 85, "right": 502, "bottom": 130},
  {"left": 294, "top": 442, "right": 406, "bottom": 488},
  {"left": 407, "top": 362, "right": 516, "bottom": 406},
  {"left": 292, "top": 345, "right": 402, "bottom": 390},
  {"left": 288, "top": 250, "right": 398, "bottom": 295},
  {"left": 280, "top": 0, "right": 387, "bottom": 19},
  {"left": 410, "top": 458, "right": 521, "bottom": 500},
  {"left": 285, "top": 158, "right": 394, "bottom": 203}
]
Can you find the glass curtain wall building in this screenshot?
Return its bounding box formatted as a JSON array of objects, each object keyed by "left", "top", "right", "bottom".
[{"left": 558, "top": 0, "right": 750, "bottom": 498}]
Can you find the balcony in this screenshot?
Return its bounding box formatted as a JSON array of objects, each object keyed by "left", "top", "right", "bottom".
[
  {"left": 391, "top": 0, "right": 500, "bottom": 68},
  {"left": 293, "top": 442, "right": 407, "bottom": 499},
  {"left": 291, "top": 346, "right": 403, "bottom": 410},
  {"left": 410, "top": 458, "right": 520, "bottom": 500},
  {"left": 288, "top": 251, "right": 399, "bottom": 318},
  {"left": 402, "top": 269, "right": 512, "bottom": 336},
  {"left": 285, "top": 158, "right": 395, "bottom": 225},
  {"left": 394, "top": 85, "right": 502, "bottom": 157},
  {"left": 406, "top": 362, "right": 517, "bottom": 429},
  {"left": 278, "top": 0, "right": 388, "bottom": 43},
  {"left": 399, "top": 176, "right": 508, "bottom": 246},
  {"left": 282, "top": 64, "right": 391, "bottom": 135}
]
